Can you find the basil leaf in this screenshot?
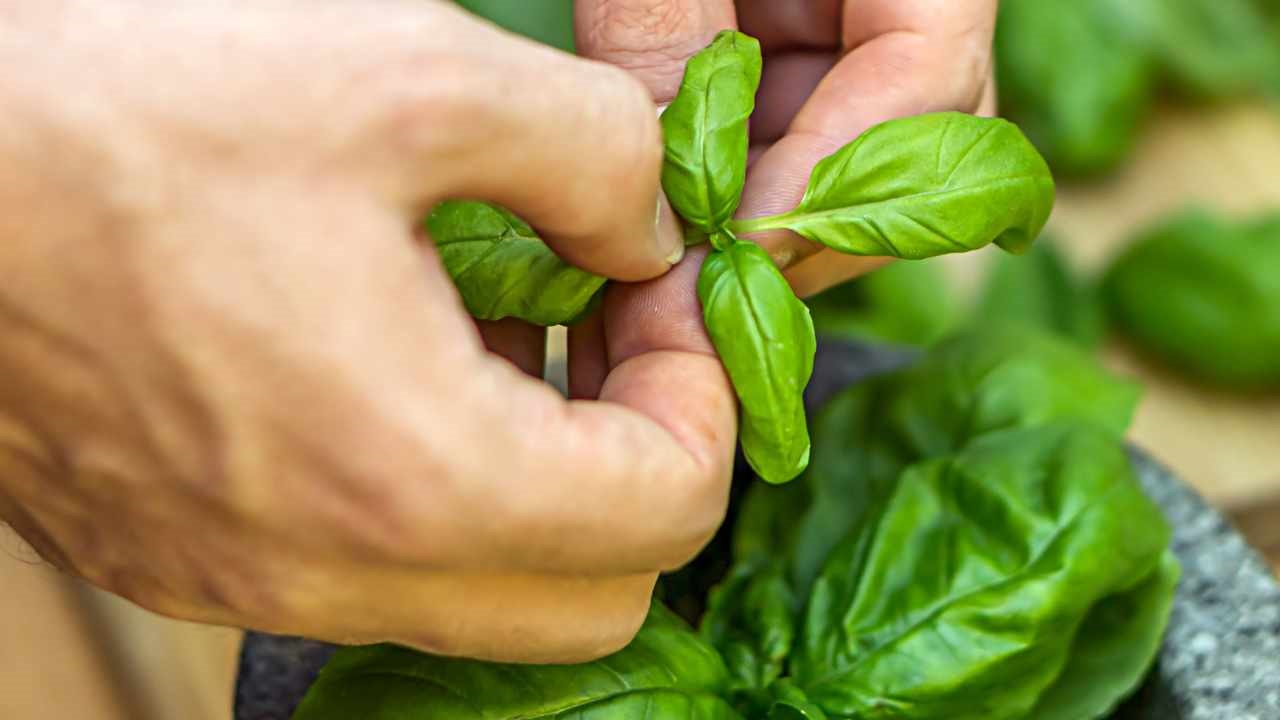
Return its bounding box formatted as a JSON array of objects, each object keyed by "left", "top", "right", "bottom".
[
  {"left": 292, "top": 603, "right": 744, "bottom": 720},
  {"left": 1130, "top": 0, "right": 1280, "bottom": 99},
  {"left": 699, "top": 243, "right": 815, "bottom": 484},
  {"left": 995, "top": 0, "right": 1154, "bottom": 176},
  {"left": 766, "top": 681, "right": 828, "bottom": 720},
  {"left": 426, "top": 201, "right": 605, "bottom": 326},
  {"left": 975, "top": 235, "right": 1106, "bottom": 349},
  {"left": 701, "top": 562, "right": 797, "bottom": 694},
  {"left": 1031, "top": 552, "right": 1180, "bottom": 720},
  {"left": 792, "top": 425, "right": 1173, "bottom": 720},
  {"left": 661, "top": 31, "right": 763, "bottom": 233},
  {"left": 807, "top": 260, "right": 954, "bottom": 346},
  {"left": 1102, "top": 208, "right": 1280, "bottom": 388},
  {"left": 730, "top": 113, "right": 1054, "bottom": 259},
  {"left": 783, "top": 327, "right": 1141, "bottom": 597}
]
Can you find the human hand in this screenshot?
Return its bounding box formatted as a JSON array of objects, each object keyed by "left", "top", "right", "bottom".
[
  {"left": 0, "top": 0, "right": 734, "bottom": 663},
  {"left": 577, "top": 0, "right": 999, "bottom": 297}
]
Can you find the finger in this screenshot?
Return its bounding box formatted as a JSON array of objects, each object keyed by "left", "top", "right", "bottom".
[
  {"left": 978, "top": 74, "right": 998, "bottom": 117},
  {"left": 785, "top": 255, "right": 895, "bottom": 298},
  {"left": 737, "top": 0, "right": 841, "bottom": 50},
  {"left": 736, "top": 0, "right": 998, "bottom": 267},
  {"left": 456, "top": 250, "right": 734, "bottom": 575},
  {"left": 476, "top": 319, "right": 546, "bottom": 378},
  {"left": 567, "top": 310, "right": 608, "bottom": 399},
  {"left": 286, "top": 564, "right": 659, "bottom": 664},
  {"left": 331, "top": 249, "right": 734, "bottom": 576},
  {"left": 750, "top": 52, "right": 836, "bottom": 145},
  {"left": 377, "top": 3, "right": 678, "bottom": 281},
  {"left": 574, "top": 0, "right": 738, "bottom": 103}
]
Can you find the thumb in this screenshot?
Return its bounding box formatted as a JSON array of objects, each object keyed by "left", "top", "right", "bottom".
[{"left": 575, "top": 0, "right": 739, "bottom": 103}]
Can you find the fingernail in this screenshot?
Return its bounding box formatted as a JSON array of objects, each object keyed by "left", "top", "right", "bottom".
[{"left": 656, "top": 193, "right": 684, "bottom": 265}]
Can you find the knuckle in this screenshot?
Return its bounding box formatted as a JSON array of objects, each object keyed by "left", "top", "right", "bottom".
[{"left": 580, "top": 1, "right": 712, "bottom": 101}]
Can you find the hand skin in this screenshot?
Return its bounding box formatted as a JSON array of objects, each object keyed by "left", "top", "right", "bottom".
[
  {"left": 0, "top": 0, "right": 736, "bottom": 664},
  {"left": 576, "top": 0, "right": 1000, "bottom": 298}
]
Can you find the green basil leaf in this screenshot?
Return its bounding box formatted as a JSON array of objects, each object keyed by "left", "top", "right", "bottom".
[
  {"left": 807, "top": 260, "right": 955, "bottom": 346},
  {"left": 1102, "top": 208, "right": 1280, "bottom": 388},
  {"left": 292, "top": 603, "right": 744, "bottom": 720},
  {"left": 783, "top": 326, "right": 1141, "bottom": 597},
  {"left": 766, "top": 681, "right": 829, "bottom": 720},
  {"left": 661, "top": 31, "right": 763, "bottom": 233},
  {"left": 730, "top": 113, "right": 1054, "bottom": 259},
  {"left": 426, "top": 201, "right": 605, "bottom": 326},
  {"left": 793, "top": 425, "right": 1172, "bottom": 720},
  {"left": 699, "top": 242, "right": 815, "bottom": 484},
  {"left": 974, "top": 235, "right": 1106, "bottom": 349},
  {"left": 995, "top": 0, "right": 1155, "bottom": 176},
  {"left": 1130, "top": 0, "right": 1280, "bottom": 99},
  {"left": 1031, "top": 551, "right": 1180, "bottom": 720},
  {"left": 701, "top": 562, "right": 797, "bottom": 694}
]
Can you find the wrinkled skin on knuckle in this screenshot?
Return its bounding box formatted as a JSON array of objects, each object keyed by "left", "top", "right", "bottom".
[{"left": 581, "top": 0, "right": 729, "bottom": 101}]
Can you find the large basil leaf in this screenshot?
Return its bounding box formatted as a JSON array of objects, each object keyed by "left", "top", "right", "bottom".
[
  {"left": 807, "top": 261, "right": 955, "bottom": 347},
  {"left": 792, "top": 425, "right": 1173, "bottom": 720},
  {"left": 699, "top": 242, "right": 816, "bottom": 484},
  {"left": 661, "top": 31, "right": 762, "bottom": 234},
  {"left": 974, "top": 236, "right": 1106, "bottom": 350},
  {"left": 426, "top": 201, "right": 605, "bottom": 326},
  {"left": 995, "top": 0, "right": 1154, "bottom": 176},
  {"left": 701, "top": 562, "right": 797, "bottom": 695},
  {"left": 292, "top": 604, "right": 744, "bottom": 720},
  {"left": 1102, "top": 208, "right": 1280, "bottom": 387},
  {"left": 745, "top": 327, "right": 1142, "bottom": 599},
  {"left": 1031, "top": 552, "right": 1180, "bottom": 720},
  {"left": 729, "top": 113, "right": 1054, "bottom": 259}
]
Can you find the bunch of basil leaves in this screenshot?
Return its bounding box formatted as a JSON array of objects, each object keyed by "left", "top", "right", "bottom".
[
  {"left": 293, "top": 327, "right": 1179, "bottom": 720},
  {"left": 997, "top": 0, "right": 1280, "bottom": 176},
  {"left": 429, "top": 30, "right": 1055, "bottom": 483},
  {"left": 1102, "top": 208, "right": 1280, "bottom": 388}
]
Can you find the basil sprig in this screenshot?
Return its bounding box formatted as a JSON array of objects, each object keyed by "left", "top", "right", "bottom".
[{"left": 426, "top": 29, "right": 1055, "bottom": 484}]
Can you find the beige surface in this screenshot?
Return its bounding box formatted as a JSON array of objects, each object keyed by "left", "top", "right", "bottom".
[{"left": 0, "top": 527, "right": 240, "bottom": 720}]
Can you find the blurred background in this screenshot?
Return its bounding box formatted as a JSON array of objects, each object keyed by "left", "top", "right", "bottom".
[{"left": 2, "top": 0, "right": 1278, "bottom": 717}]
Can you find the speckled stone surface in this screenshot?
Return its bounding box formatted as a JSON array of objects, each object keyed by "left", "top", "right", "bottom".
[{"left": 234, "top": 340, "right": 1280, "bottom": 720}]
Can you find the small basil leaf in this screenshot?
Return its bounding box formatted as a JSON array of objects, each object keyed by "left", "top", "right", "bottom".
[
  {"left": 793, "top": 425, "right": 1172, "bottom": 720},
  {"left": 766, "top": 681, "right": 828, "bottom": 720},
  {"left": 699, "top": 243, "right": 815, "bottom": 484},
  {"left": 661, "top": 31, "right": 763, "bottom": 233},
  {"left": 731, "top": 113, "right": 1054, "bottom": 259},
  {"left": 807, "top": 260, "right": 955, "bottom": 346},
  {"left": 1102, "top": 208, "right": 1280, "bottom": 388},
  {"left": 975, "top": 235, "right": 1106, "bottom": 349},
  {"left": 995, "top": 0, "right": 1155, "bottom": 176},
  {"left": 426, "top": 201, "right": 605, "bottom": 326},
  {"left": 1031, "top": 551, "right": 1180, "bottom": 720},
  {"left": 701, "top": 562, "right": 797, "bottom": 694},
  {"left": 292, "top": 603, "right": 744, "bottom": 720}
]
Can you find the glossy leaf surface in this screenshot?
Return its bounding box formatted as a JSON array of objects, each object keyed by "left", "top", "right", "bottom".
[
  {"left": 699, "top": 243, "right": 816, "bottom": 484},
  {"left": 731, "top": 113, "right": 1054, "bottom": 259},
  {"left": 661, "top": 31, "right": 762, "bottom": 233},
  {"left": 293, "top": 604, "right": 743, "bottom": 720},
  {"left": 793, "top": 425, "right": 1173, "bottom": 720}
]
